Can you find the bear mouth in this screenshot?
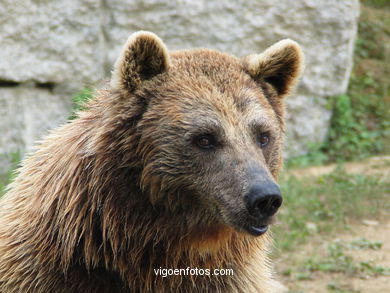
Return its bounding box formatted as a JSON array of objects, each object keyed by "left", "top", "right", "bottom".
[
  {"left": 245, "top": 224, "right": 269, "bottom": 236},
  {"left": 241, "top": 215, "right": 275, "bottom": 236},
  {"left": 218, "top": 206, "right": 275, "bottom": 237}
]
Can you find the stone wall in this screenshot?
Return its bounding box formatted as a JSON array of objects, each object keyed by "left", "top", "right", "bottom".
[{"left": 0, "top": 0, "right": 360, "bottom": 174}]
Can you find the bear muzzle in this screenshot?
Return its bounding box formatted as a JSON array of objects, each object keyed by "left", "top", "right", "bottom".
[{"left": 243, "top": 182, "right": 283, "bottom": 236}]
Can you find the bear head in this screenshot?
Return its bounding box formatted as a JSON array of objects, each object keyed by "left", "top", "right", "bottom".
[{"left": 109, "top": 31, "right": 304, "bottom": 237}]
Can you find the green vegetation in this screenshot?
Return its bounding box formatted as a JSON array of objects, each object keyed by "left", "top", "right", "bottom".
[
  {"left": 305, "top": 240, "right": 390, "bottom": 277},
  {"left": 282, "top": 238, "right": 390, "bottom": 288},
  {"left": 276, "top": 6, "right": 390, "bottom": 289},
  {"left": 362, "top": 0, "right": 390, "bottom": 9},
  {"left": 348, "top": 237, "right": 383, "bottom": 250},
  {"left": 0, "top": 152, "right": 20, "bottom": 197},
  {"left": 68, "top": 88, "right": 93, "bottom": 120},
  {"left": 288, "top": 2, "right": 390, "bottom": 167},
  {"left": 274, "top": 167, "right": 390, "bottom": 252},
  {"left": 0, "top": 182, "right": 5, "bottom": 197}
]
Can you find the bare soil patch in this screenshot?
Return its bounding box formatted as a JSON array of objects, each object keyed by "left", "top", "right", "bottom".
[{"left": 275, "top": 156, "right": 390, "bottom": 292}]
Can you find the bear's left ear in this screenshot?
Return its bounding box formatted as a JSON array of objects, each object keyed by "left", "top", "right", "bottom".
[
  {"left": 111, "top": 31, "right": 170, "bottom": 93},
  {"left": 241, "top": 39, "right": 304, "bottom": 98}
]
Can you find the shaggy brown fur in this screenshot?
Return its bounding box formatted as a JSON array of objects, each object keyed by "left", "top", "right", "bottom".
[{"left": 0, "top": 31, "right": 303, "bottom": 293}]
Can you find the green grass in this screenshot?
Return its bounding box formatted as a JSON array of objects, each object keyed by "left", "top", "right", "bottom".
[
  {"left": 304, "top": 240, "right": 390, "bottom": 277},
  {"left": 362, "top": 0, "right": 390, "bottom": 9},
  {"left": 282, "top": 238, "right": 390, "bottom": 288},
  {"left": 281, "top": 237, "right": 390, "bottom": 292},
  {"left": 0, "top": 183, "right": 5, "bottom": 197},
  {"left": 0, "top": 152, "right": 20, "bottom": 197},
  {"left": 326, "top": 282, "right": 357, "bottom": 293},
  {"left": 68, "top": 88, "right": 93, "bottom": 120},
  {"left": 274, "top": 167, "right": 390, "bottom": 251}
]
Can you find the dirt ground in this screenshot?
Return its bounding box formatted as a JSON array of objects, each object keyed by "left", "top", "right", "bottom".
[
  {"left": 276, "top": 219, "right": 390, "bottom": 292},
  {"left": 275, "top": 156, "right": 390, "bottom": 293},
  {"left": 288, "top": 156, "right": 390, "bottom": 181}
]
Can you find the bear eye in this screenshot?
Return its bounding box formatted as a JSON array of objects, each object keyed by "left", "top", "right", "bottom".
[
  {"left": 257, "top": 132, "right": 270, "bottom": 148},
  {"left": 194, "top": 134, "right": 216, "bottom": 149}
]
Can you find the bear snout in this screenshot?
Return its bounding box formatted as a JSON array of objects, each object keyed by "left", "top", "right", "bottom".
[
  {"left": 240, "top": 182, "right": 283, "bottom": 236},
  {"left": 245, "top": 182, "right": 283, "bottom": 220}
]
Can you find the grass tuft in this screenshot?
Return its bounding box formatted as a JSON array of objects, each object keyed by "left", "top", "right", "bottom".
[
  {"left": 68, "top": 88, "right": 93, "bottom": 120},
  {"left": 274, "top": 168, "right": 390, "bottom": 251}
]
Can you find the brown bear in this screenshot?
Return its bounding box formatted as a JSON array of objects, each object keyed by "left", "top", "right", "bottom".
[{"left": 0, "top": 31, "right": 303, "bottom": 293}]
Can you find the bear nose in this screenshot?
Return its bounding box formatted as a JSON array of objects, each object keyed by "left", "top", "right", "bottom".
[{"left": 245, "top": 183, "right": 283, "bottom": 218}]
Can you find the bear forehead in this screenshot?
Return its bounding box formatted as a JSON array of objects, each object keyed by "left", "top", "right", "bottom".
[
  {"left": 170, "top": 49, "right": 246, "bottom": 85},
  {"left": 148, "top": 49, "right": 275, "bottom": 126}
]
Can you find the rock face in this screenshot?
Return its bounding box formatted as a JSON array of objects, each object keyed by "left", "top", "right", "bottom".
[
  {"left": 0, "top": 0, "right": 103, "bottom": 88},
  {"left": 0, "top": 0, "right": 359, "bottom": 174},
  {"left": 0, "top": 86, "right": 71, "bottom": 173},
  {"left": 106, "top": 0, "right": 360, "bottom": 157}
]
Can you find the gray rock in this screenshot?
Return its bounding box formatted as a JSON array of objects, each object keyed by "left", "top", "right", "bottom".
[
  {"left": 0, "top": 0, "right": 360, "bottom": 174},
  {"left": 106, "top": 0, "right": 360, "bottom": 156},
  {"left": 0, "top": 86, "right": 71, "bottom": 174},
  {"left": 0, "top": 0, "right": 104, "bottom": 89},
  {"left": 285, "top": 95, "right": 332, "bottom": 156}
]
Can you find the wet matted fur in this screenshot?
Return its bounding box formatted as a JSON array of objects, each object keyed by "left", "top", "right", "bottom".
[{"left": 0, "top": 31, "right": 303, "bottom": 293}]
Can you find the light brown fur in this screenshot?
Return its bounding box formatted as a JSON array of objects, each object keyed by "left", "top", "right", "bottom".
[{"left": 0, "top": 31, "right": 303, "bottom": 293}]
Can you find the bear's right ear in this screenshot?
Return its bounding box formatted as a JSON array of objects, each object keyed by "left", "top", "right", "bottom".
[{"left": 110, "top": 31, "right": 170, "bottom": 93}]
